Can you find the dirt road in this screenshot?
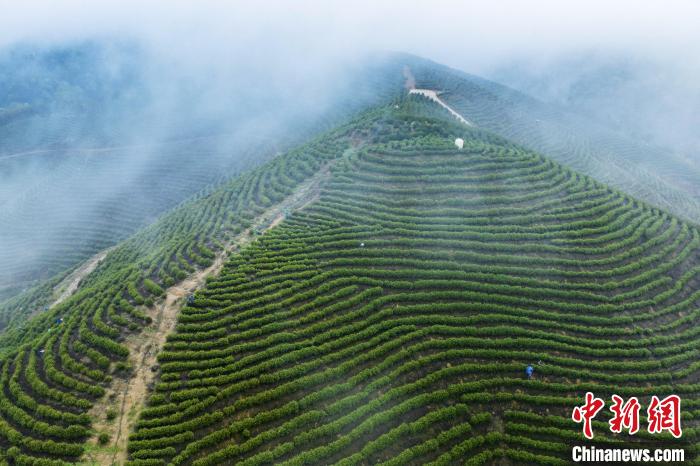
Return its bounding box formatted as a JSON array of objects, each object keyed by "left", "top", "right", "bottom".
[
  {"left": 51, "top": 248, "right": 113, "bottom": 309},
  {"left": 409, "top": 88, "right": 473, "bottom": 126},
  {"left": 84, "top": 160, "right": 333, "bottom": 465}
]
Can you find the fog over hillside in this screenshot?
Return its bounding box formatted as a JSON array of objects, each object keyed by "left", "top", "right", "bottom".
[
  {"left": 0, "top": 0, "right": 698, "bottom": 301},
  {"left": 0, "top": 43, "right": 397, "bottom": 300},
  {"left": 1, "top": 2, "right": 700, "bottom": 464},
  {"left": 488, "top": 52, "right": 700, "bottom": 156}
]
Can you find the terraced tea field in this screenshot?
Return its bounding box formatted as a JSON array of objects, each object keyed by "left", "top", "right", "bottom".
[
  {"left": 0, "top": 135, "right": 271, "bottom": 305},
  {"left": 0, "top": 119, "right": 350, "bottom": 464},
  {"left": 0, "top": 99, "right": 696, "bottom": 465},
  {"left": 126, "top": 108, "right": 699, "bottom": 463},
  {"left": 402, "top": 57, "right": 700, "bottom": 225},
  {"left": 0, "top": 49, "right": 404, "bottom": 307}
]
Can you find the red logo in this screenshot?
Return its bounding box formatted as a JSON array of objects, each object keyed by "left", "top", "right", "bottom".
[
  {"left": 647, "top": 395, "right": 682, "bottom": 438},
  {"left": 572, "top": 392, "right": 605, "bottom": 439},
  {"left": 572, "top": 393, "right": 682, "bottom": 439},
  {"left": 609, "top": 394, "right": 641, "bottom": 435}
]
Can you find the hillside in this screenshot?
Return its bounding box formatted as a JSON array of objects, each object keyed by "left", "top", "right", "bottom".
[
  {"left": 489, "top": 53, "right": 700, "bottom": 156},
  {"left": 0, "top": 94, "right": 695, "bottom": 464},
  {"left": 4, "top": 50, "right": 698, "bottom": 317},
  {"left": 0, "top": 112, "right": 352, "bottom": 464},
  {"left": 399, "top": 55, "right": 700, "bottom": 226},
  {"left": 0, "top": 44, "right": 403, "bottom": 305},
  {"left": 0, "top": 42, "right": 278, "bottom": 303},
  {"left": 126, "top": 98, "right": 699, "bottom": 465}
]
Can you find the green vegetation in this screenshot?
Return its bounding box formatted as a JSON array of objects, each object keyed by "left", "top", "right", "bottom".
[
  {"left": 0, "top": 95, "right": 697, "bottom": 464},
  {"left": 127, "top": 99, "right": 696, "bottom": 464},
  {"left": 407, "top": 58, "right": 700, "bottom": 225},
  {"left": 0, "top": 44, "right": 403, "bottom": 308},
  {"left": 8, "top": 51, "right": 695, "bottom": 323},
  {"left": 106, "top": 408, "right": 118, "bottom": 421},
  {"left": 98, "top": 433, "right": 110, "bottom": 446},
  {"left": 0, "top": 112, "right": 350, "bottom": 463}
]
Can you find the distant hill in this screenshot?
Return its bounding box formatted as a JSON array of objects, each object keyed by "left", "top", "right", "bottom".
[
  {"left": 488, "top": 53, "right": 700, "bottom": 155},
  {"left": 0, "top": 44, "right": 402, "bottom": 304}
]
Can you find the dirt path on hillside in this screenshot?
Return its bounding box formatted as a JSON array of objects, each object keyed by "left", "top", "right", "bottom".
[
  {"left": 409, "top": 88, "right": 473, "bottom": 126},
  {"left": 83, "top": 161, "right": 334, "bottom": 466},
  {"left": 51, "top": 247, "right": 113, "bottom": 309}
]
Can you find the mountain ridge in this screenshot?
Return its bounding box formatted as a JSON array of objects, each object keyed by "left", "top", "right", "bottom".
[
  {"left": 0, "top": 92, "right": 696, "bottom": 464},
  {"left": 2, "top": 49, "right": 698, "bottom": 310}
]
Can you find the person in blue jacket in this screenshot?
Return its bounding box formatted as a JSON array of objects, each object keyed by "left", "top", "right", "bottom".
[{"left": 525, "top": 364, "right": 534, "bottom": 380}]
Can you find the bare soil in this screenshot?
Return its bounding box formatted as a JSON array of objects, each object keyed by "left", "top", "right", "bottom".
[
  {"left": 83, "top": 162, "right": 333, "bottom": 465},
  {"left": 52, "top": 247, "right": 113, "bottom": 308},
  {"left": 409, "top": 89, "right": 473, "bottom": 126}
]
